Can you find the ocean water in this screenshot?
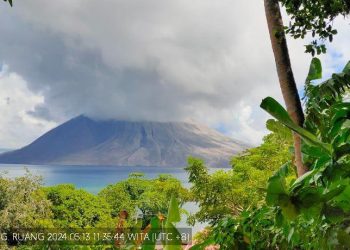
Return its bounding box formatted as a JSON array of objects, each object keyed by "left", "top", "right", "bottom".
[
  {"left": 0, "top": 164, "right": 218, "bottom": 233},
  {"left": 0, "top": 164, "right": 191, "bottom": 193}
]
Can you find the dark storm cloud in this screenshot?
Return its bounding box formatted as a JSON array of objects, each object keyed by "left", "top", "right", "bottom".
[
  {"left": 0, "top": 16, "right": 232, "bottom": 122},
  {"left": 0, "top": 0, "right": 287, "bottom": 126},
  {"left": 1, "top": 0, "right": 349, "bottom": 147}
]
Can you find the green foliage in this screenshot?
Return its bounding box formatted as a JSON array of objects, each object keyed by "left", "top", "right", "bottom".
[
  {"left": 186, "top": 158, "right": 237, "bottom": 224},
  {"left": 185, "top": 127, "right": 292, "bottom": 224},
  {"left": 163, "top": 196, "right": 183, "bottom": 250},
  {"left": 0, "top": 172, "right": 189, "bottom": 249},
  {"left": 202, "top": 58, "right": 350, "bottom": 249},
  {"left": 0, "top": 171, "right": 53, "bottom": 232},
  {"left": 98, "top": 173, "right": 190, "bottom": 227},
  {"left": 107, "top": 195, "right": 184, "bottom": 250},
  {"left": 303, "top": 58, "right": 350, "bottom": 139},
  {"left": 279, "top": 0, "right": 350, "bottom": 55},
  {"left": 230, "top": 130, "right": 293, "bottom": 207},
  {"left": 44, "top": 184, "right": 114, "bottom": 228},
  {"left": 261, "top": 96, "right": 332, "bottom": 153},
  {"left": 263, "top": 60, "right": 350, "bottom": 248}
]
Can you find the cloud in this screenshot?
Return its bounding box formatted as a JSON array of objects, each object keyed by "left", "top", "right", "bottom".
[
  {"left": 0, "top": 0, "right": 348, "bottom": 147},
  {"left": 230, "top": 103, "right": 268, "bottom": 146},
  {"left": 0, "top": 65, "right": 56, "bottom": 148}
]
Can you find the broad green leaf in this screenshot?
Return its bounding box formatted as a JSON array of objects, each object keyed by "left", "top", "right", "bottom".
[
  {"left": 323, "top": 205, "right": 345, "bottom": 223},
  {"left": 335, "top": 144, "right": 350, "bottom": 159},
  {"left": 306, "top": 57, "right": 322, "bottom": 81},
  {"left": 299, "top": 202, "right": 323, "bottom": 220},
  {"left": 141, "top": 217, "right": 161, "bottom": 250},
  {"left": 297, "top": 187, "right": 322, "bottom": 208},
  {"left": 266, "top": 163, "right": 289, "bottom": 206},
  {"left": 287, "top": 227, "right": 294, "bottom": 242},
  {"left": 275, "top": 209, "right": 284, "bottom": 227},
  {"left": 161, "top": 196, "right": 182, "bottom": 250},
  {"left": 342, "top": 61, "right": 350, "bottom": 74},
  {"left": 302, "top": 144, "right": 328, "bottom": 158},
  {"left": 167, "top": 196, "right": 181, "bottom": 224},
  {"left": 280, "top": 196, "right": 298, "bottom": 220},
  {"left": 260, "top": 97, "right": 292, "bottom": 124},
  {"left": 332, "top": 184, "right": 350, "bottom": 212},
  {"left": 290, "top": 169, "right": 317, "bottom": 193},
  {"left": 163, "top": 222, "right": 182, "bottom": 250},
  {"left": 330, "top": 103, "right": 350, "bottom": 125},
  {"left": 260, "top": 97, "right": 332, "bottom": 154},
  {"left": 322, "top": 185, "right": 346, "bottom": 202}
]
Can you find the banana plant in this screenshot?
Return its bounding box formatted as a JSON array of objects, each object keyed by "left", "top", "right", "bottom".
[
  {"left": 198, "top": 58, "right": 350, "bottom": 249},
  {"left": 261, "top": 58, "right": 350, "bottom": 224}
]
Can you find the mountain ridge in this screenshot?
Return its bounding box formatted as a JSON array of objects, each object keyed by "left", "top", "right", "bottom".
[{"left": 0, "top": 115, "right": 249, "bottom": 167}]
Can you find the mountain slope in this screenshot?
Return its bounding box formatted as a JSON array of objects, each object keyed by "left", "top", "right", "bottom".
[
  {"left": 0, "top": 115, "right": 249, "bottom": 167},
  {"left": 0, "top": 148, "right": 11, "bottom": 154}
]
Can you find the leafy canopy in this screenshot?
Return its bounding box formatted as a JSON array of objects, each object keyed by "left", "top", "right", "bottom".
[
  {"left": 201, "top": 58, "right": 350, "bottom": 249},
  {"left": 44, "top": 184, "right": 114, "bottom": 228},
  {"left": 280, "top": 0, "right": 350, "bottom": 55},
  {"left": 0, "top": 171, "right": 52, "bottom": 232},
  {"left": 98, "top": 173, "right": 190, "bottom": 227},
  {"left": 185, "top": 125, "right": 293, "bottom": 225}
]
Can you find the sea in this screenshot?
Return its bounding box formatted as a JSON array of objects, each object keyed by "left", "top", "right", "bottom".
[
  {"left": 0, "top": 164, "right": 192, "bottom": 193},
  {"left": 0, "top": 164, "right": 223, "bottom": 233}
]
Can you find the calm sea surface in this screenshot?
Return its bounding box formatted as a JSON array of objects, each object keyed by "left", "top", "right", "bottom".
[
  {"left": 0, "top": 164, "right": 224, "bottom": 232},
  {"left": 0, "top": 164, "right": 191, "bottom": 193}
]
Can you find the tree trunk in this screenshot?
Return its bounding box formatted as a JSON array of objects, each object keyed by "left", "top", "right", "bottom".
[{"left": 264, "top": 0, "right": 308, "bottom": 177}]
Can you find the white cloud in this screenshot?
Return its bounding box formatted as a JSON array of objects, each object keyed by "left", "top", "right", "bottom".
[
  {"left": 0, "top": 65, "right": 56, "bottom": 148},
  {"left": 232, "top": 104, "right": 267, "bottom": 145}
]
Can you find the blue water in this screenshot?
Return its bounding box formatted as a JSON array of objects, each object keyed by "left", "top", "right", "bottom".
[
  {"left": 0, "top": 163, "right": 214, "bottom": 233},
  {"left": 0, "top": 164, "right": 190, "bottom": 193}
]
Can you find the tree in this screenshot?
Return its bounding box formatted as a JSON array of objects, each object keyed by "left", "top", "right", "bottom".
[
  {"left": 0, "top": 172, "right": 52, "bottom": 245},
  {"left": 44, "top": 184, "right": 114, "bottom": 228},
  {"left": 280, "top": 0, "right": 350, "bottom": 55},
  {"left": 185, "top": 125, "right": 292, "bottom": 224},
  {"left": 98, "top": 173, "right": 190, "bottom": 227},
  {"left": 194, "top": 58, "right": 350, "bottom": 250},
  {"left": 264, "top": 0, "right": 350, "bottom": 176},
  {"left": 264, "top": 0, "right": 307, "bottom": 177}
]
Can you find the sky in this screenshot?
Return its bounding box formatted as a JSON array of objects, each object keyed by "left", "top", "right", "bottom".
[{"left": 0, "top": 0, "right": 349, "bottom": 149}]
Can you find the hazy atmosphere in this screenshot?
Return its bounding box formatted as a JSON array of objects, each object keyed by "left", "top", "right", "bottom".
[{"left": 0, "top": 0, "right": 349, "bottom": 148}]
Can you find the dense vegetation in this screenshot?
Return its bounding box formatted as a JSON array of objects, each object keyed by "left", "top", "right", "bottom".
[
  {"left": 191, "top": 59, "right": 350, "bottom": 249},
  {"left": 185, "top": 125, "right": 293, "bottom": 225},
  {"left": 0, "top": 172, "right": 52, "bottom": 234},
  {"left": 0, "top": 172, "right": 189, "bottom": 249},
  {"left": 45, "top": 184, "right": 114, "bottom": 229},
  {"left": 99, "top": 173, "right": 190, "bottom": 226}
]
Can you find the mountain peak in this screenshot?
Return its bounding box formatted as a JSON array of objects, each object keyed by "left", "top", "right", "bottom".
[{"left": 0, "top": 116, "right": 249, "bottom": 167}]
